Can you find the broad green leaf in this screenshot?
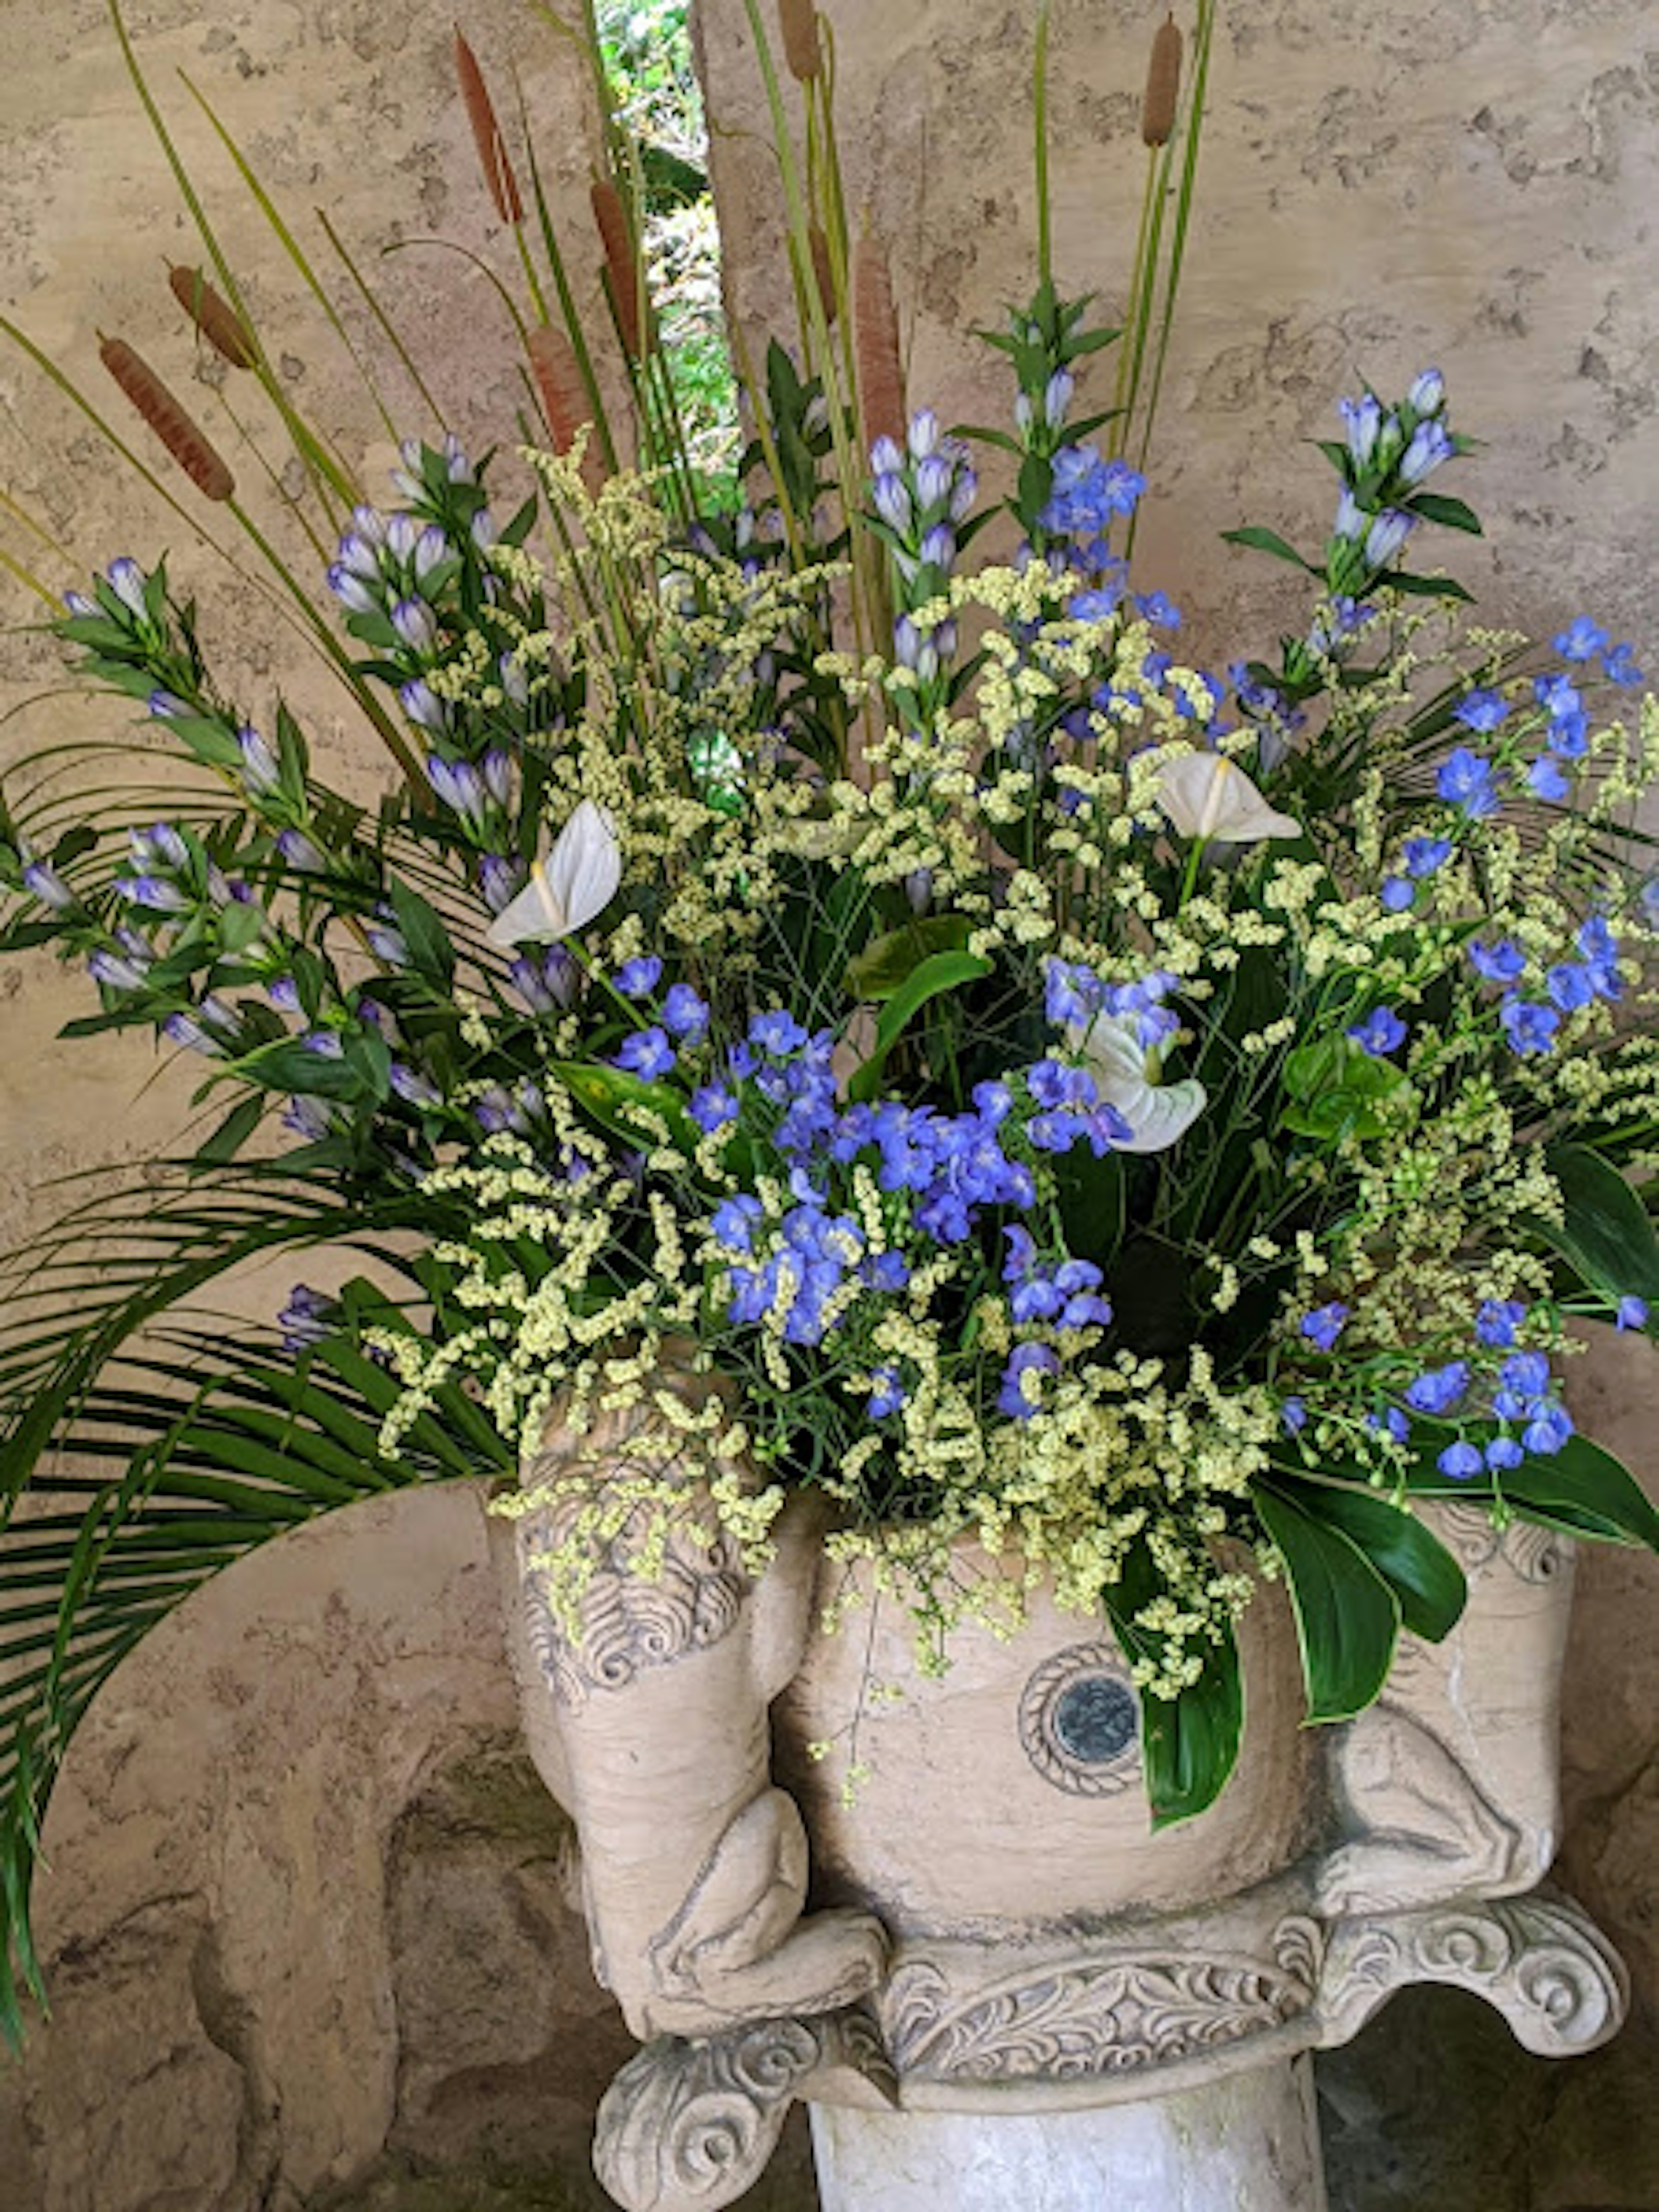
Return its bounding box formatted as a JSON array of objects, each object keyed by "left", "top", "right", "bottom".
[
  {"left": 1534, "top": 1144, "right": 1659, "bottom": 1326},
  {"left": 845, "top": 915, "right": 974, "bottom": 1000},
  {"left": 1102, "top": 1541, "right": 1242, "bottom": 1828},
  {"left": 1408, "top": 493, "right": 1482, "bottom": 535},
  {"left": 848, "top": 949, "right": 992, "bottom": 1104},
  {"left": 1401, "top": 1433, "right": 1659, "bottom": 1550},
  {"left": 1220, "top": 524, "right": 1315, "bottom": 573},
  {"left": 1254, "top": 1484, "right": 1401, "bottom": 1722},
  {"left": 550, "top": 1059, "right": 699, "bottom": 1158},
  {"left": 1388, "top": 572, "right": 1475, "bottom": 603},
  {"left": 1265, "top": 1477, "right": 1466, "bottom": 1642}
]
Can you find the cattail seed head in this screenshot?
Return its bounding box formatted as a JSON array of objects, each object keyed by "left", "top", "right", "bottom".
[
  {"left": 853, "top": 230, "right": 906, "bottom": 456},
  {"left": 99, "top": 336, "right": 235, "bottom": 502},
  {"left": 527, "top": 324, "right": 590, "bottom": 455},
  {"left": 454, "top": 29, "right": 524, "bottom": 226},
  {"left": 777, "top": 0, "right": 823, "bottom": 82},
  {"left": 1142, "top": 14, "right": 1183, "bottom": 148},
  {"left": 168, "top": 265, "right": 256, "bottom": 369},
  {"left": 591, "top": 177, "right": 645, "bottom": 356},
  {"left": 808, "top": 222, "right": 838, "bottom": 326}
]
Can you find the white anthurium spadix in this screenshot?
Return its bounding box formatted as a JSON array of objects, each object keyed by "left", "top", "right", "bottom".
[
  {"left": 1073, "top": 1011, "right": 1207, "bottom": 1155},
  {"left": 485, "top": 799, "right": 621, "bottom": 949},
  {"left": 1155, "top": 750, "right": 1300, "bottom": 844}
]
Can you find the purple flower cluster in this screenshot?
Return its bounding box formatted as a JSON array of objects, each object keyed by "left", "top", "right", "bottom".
[
  {"left": 1466, "top": 915, "right": 1623, "bottom": 1059},
  {"left": 1043, "top": 958, "right": 1180, "bottom": 1049},
  {"left": 871, "top": 410, "right": 976, "bottom": 693}
]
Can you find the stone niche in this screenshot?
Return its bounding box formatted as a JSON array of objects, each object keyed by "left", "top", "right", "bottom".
[{"left": 1, "top": 0, "right": 1656, "bottom": 2207}]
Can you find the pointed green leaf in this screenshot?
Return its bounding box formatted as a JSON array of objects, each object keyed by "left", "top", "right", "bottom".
[
  {"left": 1535, "top": 1144, "right": 1659, "bottom": 1324},
  {"left": 1254, "top": 1484, "right": 1401, "bottom": 1721},
  {"left": 1220, "top": 525, "right": 1315, "bottom": 573},
  {"left": 1265, "top": 1477, "right": 1466, "bottom": 1642}
]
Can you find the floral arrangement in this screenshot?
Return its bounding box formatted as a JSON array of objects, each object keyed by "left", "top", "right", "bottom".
[{"left": 2, "top": 0, "right": 1657, "bottom": 2036}]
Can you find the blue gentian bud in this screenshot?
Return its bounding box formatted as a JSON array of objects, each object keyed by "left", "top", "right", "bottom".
[
  {"left": 106, "top": 558, "right": 149, "bottom": 617},
  {"left": 385, "top": 515, "right": 420, "bottom": 563},
  {"left": 399, "top": 678, "right": 449, "bottom": 733},
  {"left": 238, "top": 725, "right": 281, "bottom": 795},
  {"left": 1334, "top": 490, "right": 1366, "bottom": 541},
  {"left": 949, "top": 466, "right": 978, "bottom": 523},
  {"left": 933, "top": 618, "right": 959, "bottom": 661},
  {"left": 478, "top": 854, "right": 523, "bottom": 913},
  {"left": 1044, "top": 369, "right": 1074, "bottom": 429},
  {"left": 22, "top": 859, "right": 73, "bottom": 910},
  {"left": 198, "top": 994, "right": 238, "bottom": 1031},
  {"left": 130, "top": 823, "right": 189, "bottom": 870},
  {"left": 366, "top": 922, "right": 409, "bottom": 966},
  {"left": 871, "top": 472, "right": 912, "bottom": 534},
  {"left": 302, "top": 1028, "right": 345, "bottom": 1058},
  {"left": 918, "top": 523, "right": 957, "bottom": 574},
  {"left": 390, "top": 1060, "right": 441, "bottom": 1107},
  {"left": 905, "top": 868, "right": 932, "bottom": 914},
  {"left": 893, "top": 614, "right": 923, "bottom": 671},
  {"left": 281, "top": 1095, "right": 336, "bottom": 1142},
  {"left": 399, "top": 438, "right": 424, "bottom": 472},
  {"left": 163, "top": 1011, "right": 219, "bottom": 1056},
  {"left": 907, "top": 408, "right": 941, "bottom": 460},
  {"left": 87, "top": 947, "right": 148, "bottom": 992},
  {"left": 391, "top": 597, "right": 438, "bottom": 653},
  {"left": 148, "top": 689, "right": 186, "bottom": 719},
  {"left": 278, "top": 1283, "right": 334, "bottom": 1353},
  {"left": 350, "top": 504, "right": 388, "bottom": 546},
  {"left": 481, "top": 749, "right": 513, "bottom": 807},
  {"left": 64, "top": 591, "right": 97, "bottom": 617},
  {"left": 1013, "top": 391, "right": 1035, "bottom": 435},
  {"left": 276, "top": 829, "right": 327, "bottom": 873},
  {"left": 869, "top": 435, "right": 904, "bottom": 477},
  {"left": 470, "top": 509, "right": 497, "bottom": 550},
  {"left": 1364, "top": 508, "right": 1416, "bottom": 567},
  {"left": 1338, "top": 395, "right": 1382, "bottom": 467},
  {"left": 426, "top": 754, "right": 485, "bottom": 823},
  {"left": 327, "top": 563, "right": 380, "bottom": 615},
  {"left": 336, "top": 532, "right": 381, "bottom": 580},
  {"left": 1408, "top": 367, "right": 1446, "bottom": 417},
  {"left": 114, "top": 874, "right": 182, "bottom": 914},
  {"left": 269, "top": 974, "right": 302, "bottom": 1013},
  {"left": 1398, "top": 420, "right": 1454, "bottom": 486},
  {"left": 509, "top": 956, "right": 556, "bottom": 1013},
  {"left": 442, "top": 432, "right": 473, "bottom": 483},
  {"left": 498, "top": 653, "right": 529, "bottom": 707},
  {"left": 914, "top": 454, "right": 953, "bottom": 515},
  {"left": 413, "top": 525, "right": 449, "bottom": 579}
]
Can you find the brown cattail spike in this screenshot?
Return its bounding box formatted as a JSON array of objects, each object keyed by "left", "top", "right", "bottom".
[
  {"left": 454, "top": 29, "right": 524, "bottom": 226},
  {"left": 527, "top": 324, "right": 590, "bottom": 455},
  {"left": 591, "top": 177, "right": 645, "bottom": 357},
  {"left": 168, "top": 265, "right": 257, "bottom": 370},
  {"left": 808, "top": 222, "right": 838, "bottom": 327},
  {"left": 100, "top": 336, "right": 235, "bottom": 502},
  {"left": 1141, "top": 14, "right": 1183, "bottom": 148},
  {"left": 777, "top": 0, "right": 823, "bottom": 82},
  {"left": 852, "top": 230, "right": 905, "bottom": 454}
]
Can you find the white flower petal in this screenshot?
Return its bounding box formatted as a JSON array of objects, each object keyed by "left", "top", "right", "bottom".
[
  {"left": 1074, "top": 1011, "right": 1207, "bottom": 1155},
  {"left": 485, "top": 801, "right": 620, "bottom": 949},
  {"left": 1155, "top": 751, "right": 1300, "bottom": 844}
]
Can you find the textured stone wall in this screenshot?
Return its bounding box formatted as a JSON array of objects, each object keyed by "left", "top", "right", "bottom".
[{"left": 1, "top": 2, "right": 1656, "bottom": 2209}]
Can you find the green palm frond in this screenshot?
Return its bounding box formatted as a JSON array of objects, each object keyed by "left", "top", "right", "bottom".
[{"left": 0, "top": 1163, "right": 511, "bottom": 2046}]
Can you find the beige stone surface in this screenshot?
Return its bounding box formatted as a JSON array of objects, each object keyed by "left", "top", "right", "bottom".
[{"left": 0, "top": 2, "right": 1656, "bottom": 2209}]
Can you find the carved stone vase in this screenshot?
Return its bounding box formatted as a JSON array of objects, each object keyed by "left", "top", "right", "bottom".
[{"left": 495, "top": 1399, "right": 1629, "bottom": 2212}]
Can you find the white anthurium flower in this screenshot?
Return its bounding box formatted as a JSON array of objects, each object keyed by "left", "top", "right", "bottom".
[
  {"left": 1073, "top": 1012, "right": 1207, "bottom": 1155},
  {"left": 485, "top": 799, "right": 621, "bottom": 949},
  {"left": 1155, "top": 750, "right": 1300, "bottom": 844}
]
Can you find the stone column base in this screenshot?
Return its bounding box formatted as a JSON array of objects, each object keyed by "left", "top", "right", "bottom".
[{"left": 809, "top": 2056, "right": 1328, "bottom": 2212}]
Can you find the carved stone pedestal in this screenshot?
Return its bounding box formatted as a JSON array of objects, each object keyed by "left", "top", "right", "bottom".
[
  {"left": 496, "top": 1402, "right": 1632, "bottom": 2212},
  {"left": 810, "top": 2058, "right": 1328, "bottom": 2212}
]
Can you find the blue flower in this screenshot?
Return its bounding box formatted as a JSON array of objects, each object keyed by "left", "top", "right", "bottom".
[
  {"left": 1044, "top": 958, "right": 1101, "bottom": 1029},
  {"left": 750, "top": 1010, "right": 808, "bottom": 1057},
  {"left": 1475, "top": 1299, "right": 1527, "bottom": 1349},
  {"left": 1453, "top": 689, "right": 1510, "bottom": 734},
  {"left": 1364, "top": 508, "right": 1416, "bottom": 567},
  {"left": 1527, "top": 756, "right": 1570, "bottom": 803},
  {"left": 712, "top": 1195, "right": 763, "bottom": 1252},
  {"left": 1546, "top": 712, "right": 1590, "bottom": 760},
  {"left": 1039, "top": 445, "right": 1145, "bottom": 536},
  {"left": 1281, "top": 1397, "right": 1308, "bottom": 1435},
  {"left": 690, "top": 1083, "right": 739, "bottom": 1133},
  {"left": 1403, "top": 836, "right": 1452, "bottom": 879},
  {"left": 1347, "top": 1006, "right": 1407, "bottom": 1057},
  {"left": 1133, "top": 590, "right": 1183, "bottom": 630},
  {"left": 1380, "top": 877, "right": 1416, "bottom": 912},
  {"left": 1369, "top": 1406, "right": 1411, "bottom": 1443},
  {"left": 662, "top": 983, "right": 709, "bottom": 1039},
  {"left": 1437, "top": 747, "right": 1501, "bottom": 817},
  {"left": 1405, "top": 1361, "right": 1469, "bottom": 1415},
  {"left": 998, "top": 1343, "right": 1061, "bottom": 1421},
  {"left": 1535, "top": 672, "right": 1581, "bottom": 720},
  {"left": 867, "top": 1368, "right": 906, "bottom": 1419},
  {"left": 237, "top": 727, "right": 280, "bottom": 795},
  {"left": 1545, "top": 962, "right": 1595, "bottom": 1013},
  {"left": 863, "top": 1252, "right": 911, "bottom": 1292},
  {"left": 1601, "top": 642, "right": 1643, "bottom": 686},
  {"left": 1616, "top": 1295, "right": 1649, "bottom": 1332},
  {"left": 278, "top": 1284, "right": 333, "bottom": 1357},
  {"left": 1499, "top": 996, "right": 1560, "bottom": 1056},
  {"left": 1408, "top": 368, "right": 1446, "bottom": 417},
  {"left": 1468, "top": 938, "right": 1526, "bottom": 984},
  {"left": 614, "top": 956, "right": 663, "bottom": 997},
  {"left": 1300, "top": 1301, "right": 1350, "bottom": 1352},
  {"left": 1552, "top": 617, "right": 1608, "bottom": 664},
  {"left": 1499, "top": 1351, "right": 1551, "bottom": 1399},
  {"left": 1338, "top": 394, "right": 1384, "bottom": 466},
  {"left": 1437, "top": 1440, "right": 1484, "bottom": 1481},
  {"left": 1522, "top": 1403, "right": 1573, "bottom": 1456},
  {"left": 1484, "top": 1436, "right": 1526, "bottom": 1471},
  {"left": 1399, "top": 419, "right": 1454, "bottom": 485},
  {"left": 614, "top": 1027, "right": 675, "bottom": 1079}
]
